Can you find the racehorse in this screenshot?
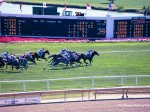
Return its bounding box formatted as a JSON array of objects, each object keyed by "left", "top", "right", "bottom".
[
  {"left": 17, "top": 57, "right": 28, "bottom": 70},
  {"left": 48, "top": 54, "right": 62, "bottom": 65},
  {"left": 5, "top": 59, "right": 21, "bottom": 71},
  {"left": 50, "top": 52, "right": 84, "bottom": 68},
  {"left": 81, "top": 51, "right": 99, "bottom": 65},
  {"left": 70, "top": 53, "right": 85, "bottom": 66},
  {"left": 51, "top": 56, "right": 74, "bottom": 69},
  {"left": 25, "top": 54, "right": 36, "bottom": 64},
  {"left": 31, "top": 50, "right": 50, "bottom": 61}
]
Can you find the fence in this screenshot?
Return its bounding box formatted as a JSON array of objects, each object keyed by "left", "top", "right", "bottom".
[
  {"left": 0, "top": 75, "right": 150, "bottom": 93},
  {"left": 0, "top": 86, "right": 150, "bottom": 106}
]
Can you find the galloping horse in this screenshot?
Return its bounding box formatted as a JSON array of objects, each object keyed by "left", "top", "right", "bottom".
[
  {"left": 17, "top": 57, "right": 28, "bottom": 70},
  {"left": 5, "top": 59, "right": 21, "bottom": 71},
  {"left": 51, "top": 56, "right": 74, "bottom": 69},
  {"left": 48, "top": 54, "right": 62, "bottom": 65},
  {"left": 82, "top": 51, "right": 99, "bottom": 65},
  {"left": 50, "top": 52, "right": 84, "bottom": 68},
  {"left": 31, "top": 50, "right": 50, "bottom": 61},
  {"left": 25, "top": 54, "right": 36, "bottom": 64},
  {"left": 1, "top": 55, "right": 27, "bottom": 71},
  {"left": 70, "top": 53, "right": 85, "bottom": 66}
]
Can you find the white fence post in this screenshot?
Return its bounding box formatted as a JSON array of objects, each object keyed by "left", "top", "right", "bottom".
[
  {"left": 120, "top": 77, "right": 123, "bottom": 86},
  {"left": 135, "top": 77, "right": 138, "bottom": 86},
  {"left": 92, "top": 77, "right": 94, "bottom": 88},
  {"left": 22, "top": 81, "right": 26, "bottom": 92},
  {"left": 46, "top": 80, "right": 50, "bottom": 90}
]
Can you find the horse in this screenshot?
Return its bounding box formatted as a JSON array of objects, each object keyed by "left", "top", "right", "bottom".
[
  {"left": 31, "top": 50, "right": 50, "bottom": 62},
  {"left": 82, "top": 51, "right": 99, "bottom": 65},
  {"left": 51, "top": 56, "right": 74, "bottom": 69},
  {"left": 5, "top": 59, "right": 21, "bottom": 72},
  {"left": 25, "top": 54, "right": 36, "bottom": 64},
  {"left": 69, "top": 53, "right": 84, "bottom": 66},
  {"left": 48, "top": 54, "right": 62, "bottom": 65},
  {"left": 17, "top": 57, "right": 28, "bottom": 70}
]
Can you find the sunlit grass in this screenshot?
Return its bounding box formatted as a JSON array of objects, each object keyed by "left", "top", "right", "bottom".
[{"left": 0, "top": 42, "right": 150, "bottom": 93}]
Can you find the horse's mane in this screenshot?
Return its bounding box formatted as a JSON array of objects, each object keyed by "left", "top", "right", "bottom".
[
  {"left": 44, "top": 50, "right": 50, "bottom": 55},
  {"left": 92, "top": 51, "right": 99, "bottom": 56}
]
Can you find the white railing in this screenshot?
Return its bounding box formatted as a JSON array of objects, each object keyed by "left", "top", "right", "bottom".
[{"left": 0, "top": 75, "right": 150, "bottom": 93}]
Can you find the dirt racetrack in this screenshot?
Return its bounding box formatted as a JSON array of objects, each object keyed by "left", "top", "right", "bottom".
[{"left": 0, "top": 98, "right": 150, "bottom": 112}]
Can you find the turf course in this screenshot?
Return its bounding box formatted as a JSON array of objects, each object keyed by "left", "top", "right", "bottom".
[{"left": 0, "top": 42, "right": 150, "bottom": 93}]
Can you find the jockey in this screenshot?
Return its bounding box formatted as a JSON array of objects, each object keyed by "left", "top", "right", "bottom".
[
  {"left": 86, "top": 50, "right": 93, "bottom": 58},
  {"left": 60, "top": 49, "right": 66, "bottom": 55},
  {"left": 26, "top": 52, "right": 33, "bottom": 59},
  {"left": 8, "top": 54, "right": 16, "bottom": 62},
  {"left": 1, "top": 52, "right": 9, "bottom": 60},
  {"left": 61, "top": 49, "right": 71, "bottom": 61},
  {"left": 66, "top": 49, "right": 72, "bottom": 55},
  {"left": 19, "top": 54, "right": 26, "bottom": 62},
  {"left": 72, "top": 51, "right": 78, "bottom": 59},
  {"left": 37, "top": 48, "right": 44, "bottom": 57},
  {"left": 62, "top": 52, "right": 69, "bottom": 61}
]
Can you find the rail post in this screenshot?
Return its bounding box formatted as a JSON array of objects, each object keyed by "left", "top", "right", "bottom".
[
  {"left": 135, "top": 76, "right": 138, "bottom": 86},
  {"left": 120, "top": 77, "right": 123, "bottom": 86},
  {"left": 46, "top": 80, "right": 50, "bottom": 90},
  {"left": 92, "top": 77, "right": 94, "bottom": 88},
  {"left": 22, "top": 81, "right": 26, "bottom": 92}
]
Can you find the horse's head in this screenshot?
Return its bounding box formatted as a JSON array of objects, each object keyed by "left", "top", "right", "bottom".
[
  {"left": 92, "top": 51, "right": 99, "bottom": 56},
  {"left": 44, "top": 50, "right": 50, "bottom": 55}
]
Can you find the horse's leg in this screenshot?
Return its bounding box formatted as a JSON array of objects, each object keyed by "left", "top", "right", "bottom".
[
  {"left": 6, "top": 64, "right": 7, "bottom": 69},
  {"left": 23, "top": 60, "right": 28, "bottom": 70},
  {"left": 36, "top": 57, "right": 40, "bottom": 61},
  {"left": 25, "top": 64, "right": 28, "bottom": 70},
  {"left": 50, "top": 60, "right": 55, "bottom": 65},
  {"left": 78, "top": 61, "right": 83, "bottom": 66},
  {"left": 84, "top": 59, "right": 88, "bottom": 65},
  {"left": 51, "top": 60, "right": 59, "bottom": 69},
  {"left": 44, "top": 58, "right": 48, "bottom": 62},
  {"left": 49, "top": 59, "right": 53, "bottom": 64},
  {"left": 70, "top": 63, "right": 74, "bottom": 68},
  {"left": 65, "top": 63, "right": 68, "bottom": 69},
  {"left": 89, "top": 60, "right": 91, "bottom": 65},
  {"left": 76, "top": 58, "right": 83, "bottom": 66},
  {"left": 11, "top": 65, "right": 13, "bottom": 71},
  {"left": 30, "top": 58, "right": 36, "bottom": 64},
  {"left": 89, "top": 59, "right": 93, "bottom": 65},
  {"left": 33, "top": 60, "right": 36, "bottom": 64},
  {"left": 16, "top": 65, "right": 21, "bottom": 72}
]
